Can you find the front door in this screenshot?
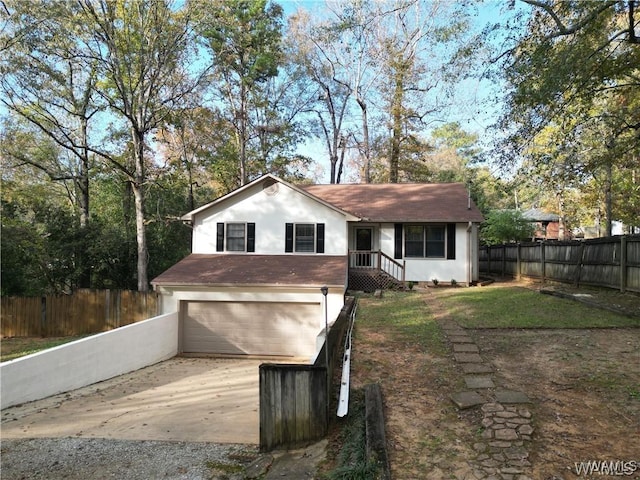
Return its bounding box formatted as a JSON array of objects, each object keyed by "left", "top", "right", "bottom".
[{"left": 355, "top": 227, "right": 373, "bottom": 266}]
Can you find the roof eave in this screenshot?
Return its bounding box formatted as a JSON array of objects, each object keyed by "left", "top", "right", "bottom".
[
  {"left": 180, "top": 174, "right": 281, "bottom": 222},
  {"left": 351, "top": 218, "right": 484, "bottom": 223},
  {"left": 181, "top": 174, "right": 360, "bottom": 222},
  {"left": 152, "top": 282, "right": 347, "bottom": 289}
]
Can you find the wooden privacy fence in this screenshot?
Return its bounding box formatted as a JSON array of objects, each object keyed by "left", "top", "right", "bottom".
[
  {"left": 1, "top": 289, "right": 159, "bottom": 337},
  {"left": 259, "top": 296, "right": 355, "bottom": 452},
  {"left": 479, "top": 235, "right": 640, "bottom": 293}
]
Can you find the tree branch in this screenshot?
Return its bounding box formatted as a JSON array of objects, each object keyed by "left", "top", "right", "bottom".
[
  {"left": 629, "top": 0, "right": 639, "bottom": 43},
  {"left": 521, "top": 0, "right": 618, "bottom": 39}
]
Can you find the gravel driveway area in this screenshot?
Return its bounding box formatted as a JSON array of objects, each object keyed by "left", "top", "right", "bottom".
[
  {"left": 1, "top": 357, "right": 267, "bottom": 479},
  {"left": 1, "top": 437, "right": 258, "bottom": 480}
]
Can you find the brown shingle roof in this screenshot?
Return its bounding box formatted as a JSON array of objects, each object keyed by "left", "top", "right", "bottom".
[
  {"left": 300, "top": 182, "right": 484, "bottom": 223},
  {"left": 151, "top": 254, "right": 347, "bottom": 287}
]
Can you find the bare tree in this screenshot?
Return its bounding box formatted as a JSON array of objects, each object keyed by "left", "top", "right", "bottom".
[
  {"left": 79, "top": 0, "right": 206, "bottom": 291},
  {"left": 288, "top": 9, "right": 352, "bottom": 184},
  {"left": 1, "top": 0, "right": 100, "bottom": 228}
]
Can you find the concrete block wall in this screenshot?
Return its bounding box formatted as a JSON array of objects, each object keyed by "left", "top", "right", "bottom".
[{"left": 0, "top": 312, "right": 179, "bottom": 409}]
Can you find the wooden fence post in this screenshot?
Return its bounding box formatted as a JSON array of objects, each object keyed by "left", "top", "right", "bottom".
[
  {"left": 516, "top": 243, "right": 521, "bottom": 280},
  {"left": 501, "top": 244, "right": 506, "bottom": 276},
  {"left": 574, "top": 242, "right": 585, "bottom": 287},
  {"left": 620, "top": 236, "right": 627, "bottom": 293},
  {"left": 105, "top": 289, "right": 111, "bottom": 328},
  {"left": 40, "top": 296, "right": 47, "bottom": 338},
  {"left": 116, "top": 290, "right": 122, "bottom": 327},
  {"left": 541, "top": 241, "right": 546, "bottom": 284}
]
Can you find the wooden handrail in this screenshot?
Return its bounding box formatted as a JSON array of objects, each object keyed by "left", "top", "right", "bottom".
[
  {"left": 379, "top": 251, "right": 403, "bottom": 270},
  {"left": 349, "top": 250, "right": 405, "bottom": 283}
]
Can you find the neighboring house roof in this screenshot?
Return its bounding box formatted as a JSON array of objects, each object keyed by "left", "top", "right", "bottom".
[
  {"left": 300, "top": 182, "right": 484, "bottom": 223},
  {"left": 152, "top": 254, "right": 347, "bottom": 287},
  {"left": 521, "top": 208, "right": 559, "bottom": 222}
]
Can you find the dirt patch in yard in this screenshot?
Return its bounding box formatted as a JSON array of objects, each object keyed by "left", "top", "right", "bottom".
[
  {"left": 333, "top": 285, "right": 640, "bottom": 479},
  {"left": 538, "top": 282, "right": 640, "bottom": 318},
  {"left": 474, "top": 327, "right": 640, "bottom": 479},
  {"left": 342, "top": 293, "right": 483, "bottom": 479}
]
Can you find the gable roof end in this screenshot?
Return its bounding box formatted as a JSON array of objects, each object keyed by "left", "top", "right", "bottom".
[{"left": 181, "top": 174, "right": 358, "bottom": 222}]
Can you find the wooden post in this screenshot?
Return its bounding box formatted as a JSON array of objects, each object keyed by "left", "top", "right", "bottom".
[
  {"left": 40, "top": 296, "right": 47, "bottom": 338},
  {"left": 365, "top": 384, "right": 391, "bottom": 480},
  {"left": 105, "top": 289, "right": 111, "bottom": 329},
  {"left": 116, "top": 290, "right": 121, "bottom": 327},
  {"left": 574, "top": 242, "right": 585, "bottom": 287},
  {"left": 501, "top": 244, "right": 506, "bottom": 276},
  {"left": 516, "top": 243, "right": 521, "bottom": 280},
  {"left": 620, "top": 236, "right": 627, "bottom": 293},
  {"left": 541, "top": 241, "right": 546, "bottom": 284}
]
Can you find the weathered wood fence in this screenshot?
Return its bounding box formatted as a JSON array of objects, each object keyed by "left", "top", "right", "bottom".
[
  {"left": 479, "top": 235, "right": 640, "bottom": 293},
  {"left": 259, "top": 297, "right": 355, "bottom": 452},
  {"left": 1, "top": 290, "right": 159, "bottom": 337}
]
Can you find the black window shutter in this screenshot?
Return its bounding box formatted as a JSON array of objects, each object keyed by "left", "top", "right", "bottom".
[
  {"left": 285, "top": 223, "right": 294, "bottom": 252},
  {"left": 394, "top": 223, "right": 403, "bottom": 259},
  {"left": 216, "top": 223, "right": 225, "bottom": 252},
  {"left": 247, "top": 223, "right": 255, "bottom": 252},
  {"left": 447, "top": 223, "right": 456, "bottom": 260},
  {"left": 316, "top": 223, "right": 325, "bottom": 253}
]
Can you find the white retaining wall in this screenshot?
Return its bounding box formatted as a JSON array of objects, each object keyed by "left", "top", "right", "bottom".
[{"left": 0, "top": 312, "right": 179, "bottom": 410}]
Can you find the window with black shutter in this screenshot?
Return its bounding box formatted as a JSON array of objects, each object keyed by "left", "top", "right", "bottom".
[
  {"left": 447, "top": 223, "right": 456, "bottom": 260},
  {"left": 403, "top": 225, "right": 446, "bottom": 258},
  {"left": 217, "top": 222, "right": 254, "bottom": 252},
  {"left": 285, "top": 223, "right": 325, "bottom": 253}
]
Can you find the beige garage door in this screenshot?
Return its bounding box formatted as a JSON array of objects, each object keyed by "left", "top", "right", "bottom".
[{"left": 182, "top": 301, "right": 321, "bottom": 357}]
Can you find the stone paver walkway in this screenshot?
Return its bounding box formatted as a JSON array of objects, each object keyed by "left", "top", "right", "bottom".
[{"left": 434, "top": 301, "right": 534, "bottom": 480}]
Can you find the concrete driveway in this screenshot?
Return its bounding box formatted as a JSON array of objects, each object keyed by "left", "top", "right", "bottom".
[{"left": 1, "top": 358, "right": 263, "bottom": 444}]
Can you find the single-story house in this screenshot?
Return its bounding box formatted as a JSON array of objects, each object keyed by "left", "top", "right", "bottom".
[
  {"left": 152, "top": 174, "right": 483, "bottom": 359},
  {"left": 521, "top": 208, "right": 562, "bottom": 240}
]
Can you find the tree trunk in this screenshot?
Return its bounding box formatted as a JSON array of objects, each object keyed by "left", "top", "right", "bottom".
[
  {"left": 356, "top": 97, "right": 371, "bottom": 183},
  {"left": 79, "top": 118, "right": 91, "bottom": 228},
  {"left": 389, "top": 69, "right": 404, "bottom": 183},
  {"left": 330, "top": 154, "right": 338, "bottom": 184},
  {"left": 77, "top": 118, "right": 92, "bottom": 288},
  {"left": 239, "top": 82, "right": 247, "bottom": 186},
  {"left": 336, "top": 136, "right": 346, "bottom": 184},
  {"left": 133, "top": 183, "right": 148, "bottom": 292},
  {"left": 605, "top": 162, "right": 613, "bottom": 237},
  {"left": 132, "top": 129, "right": 148, "bottom": 292}
]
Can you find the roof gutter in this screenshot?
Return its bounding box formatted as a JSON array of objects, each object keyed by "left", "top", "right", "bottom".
[
  {"left": 152, "top": 282, "right": 347, "bottom": 290},
  {"left": 467, "top": 221, "right": 473, "bottom": 285}
]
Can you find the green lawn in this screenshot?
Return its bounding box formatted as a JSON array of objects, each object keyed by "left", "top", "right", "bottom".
[
  {"left": 356, "top": 290, "right": 446, "bottom": 353},
  {"left": 0, "top": 336, "right": 85, "bottom": 362},
  {"left": 434, "top": 286, "right": 639, "bottom": 329}
]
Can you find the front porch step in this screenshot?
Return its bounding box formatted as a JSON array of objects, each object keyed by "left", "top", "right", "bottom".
[{"left": 348, "top": 270, "right": 404, "bottom": 292}]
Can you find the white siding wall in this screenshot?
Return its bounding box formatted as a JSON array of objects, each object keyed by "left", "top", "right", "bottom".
[
  {"left": 379, "top": 223, "right": 396, "bottom": 257},
  {"left": 378, "top": 223, "right": 477, "bottom": 284},
  {"left": 192, "top": 183, "right": 348, "bottom": 255}
]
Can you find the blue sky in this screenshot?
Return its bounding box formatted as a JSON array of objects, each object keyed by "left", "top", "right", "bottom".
[
  {"left": 0, "top": 1, "right": 531, "bottom": 183},
  {"left": 278, "top": 0, "right": 532, "bottom": 181}
]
